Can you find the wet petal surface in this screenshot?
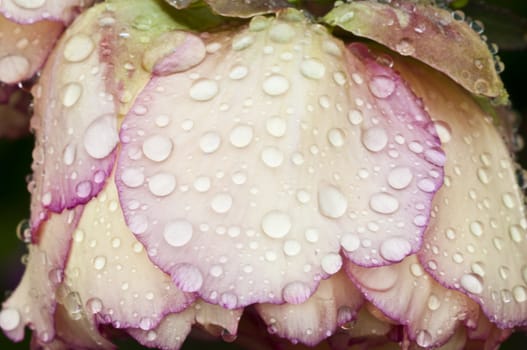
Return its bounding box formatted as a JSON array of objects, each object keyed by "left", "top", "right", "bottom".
[
  {"left": 63, "top": 177, "right": 195, "bottom": 331},
  {"left": 390, "top": 48, "right": 527, "bottom": 328},
  {"left": 117, "top": 14, "right": 444, "bottom": 308},
  {"left": 1, "top": 207, "right": 82, "bottom": 343}
]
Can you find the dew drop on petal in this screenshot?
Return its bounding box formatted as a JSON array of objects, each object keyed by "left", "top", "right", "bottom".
[
  {"left": 362, "top": 127, "right": 388, "bottom": 152},
  {"left": 262, "top": 75, "right": 290, "bottom": 96},
  {"left": 369, "top": 193, "right": 399, "bottom": 214},
  {"left": 262, "top": 211, "right": 291, "bottom": 239},
  {"left": 142, "top": 135, "right": 173, "bottom": 162},
  {"left": 261, "top": 147, "right": 284, "bottom": 168},
  {"left": 388, "top": 167, "right": 413, "bottom": 189},
  {"left": 341, "top": 233, "right": 360, "bottom": 252},
  {"left": 266, "top": 116, "right": 287, "bottom": 138},
  {"left": 321, "top": 253, "right": 343, "bottom": 275},
  {"left": 0, "top": 308, "right": 21, "bottom": 331},
  {"left": 368, "top": 75, "right": 395, "bottom": 99},
  {"left": 63, "top": 34, "right": 95, "bottom": 62},
  {"left": 199, "top": 132, "right": 222, "bottom": 154},
  {"left": 210, "top": 193, "right": 233, "bottom": 214},
  {"left": 300, "top": 59, "right": 326, "bottom": 80},
  {"left": 318, "top": 185, "right": 348, "bottom": 219},
  {"left": 229, "top": 125, "right": 253, "bottom": 148},
  {"left": 460, "top": 273, "right": 484, "bottom": 294},
  {"left": 83, "top": 115, "right": 118, "bottom": 159},
  {"left": 189, "top": 79, "right": 219, "bottom": 101},
  {"left": 61, "top": 83, "right": 83, "bottom": 107},
  {"left": 121, "top": 167, "right": 145, "bottom": 188},
  {"left": 164, "top": 220, "right": 193, "bottom": 247},
  {"left": 148, "top": 172, "right": 176, "bottom": 197}
]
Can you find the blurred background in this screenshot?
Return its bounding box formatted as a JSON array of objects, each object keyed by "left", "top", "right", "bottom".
[{"left": 1, "top": 0, "right": 526, "bottom": 348}]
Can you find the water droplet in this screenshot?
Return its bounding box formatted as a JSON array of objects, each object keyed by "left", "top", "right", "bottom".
[
  {"left": 341, "top": 233, "right": 360, "bottom": 252},
  {"left": 501, "top": 193, "right": 515, "bottom": 209},
  {"left": 189, "top": 79, "right": 219, "bottom": 101},
  {"left": 211, "top": 193, "right": 233, "bottom": 214},
  {"left": 417, "top": 178, "right": 436, "bottom": 193},
  {"left": 266, "top": 116, "right": 287, "bottom": 137},
  {"left": 348, "top": 109, "right": 363, "bottom": 125},
  {"left": 469, "top": 221, "right": 483, "bottom": 237},
  {"left": 164, "top": 220, "right": 193, "bottom": 247},
  {"left": 369, "top": 193, "right": 399, "bottom": 214},
  {"left": 63, "top": 34, "right": 95, "bottom": 62},
  {"left": 327, "top": 128, "right": 345, "bottom": 147},
  {"left": 261, "top": 210, "right": 291, "bottom": 239},
  {"left": 321, "top": 253, "right": 343, "bottom": 275},
  {"left": 509, "top": 225, "right": 523, "bottom": 243},
  {"left": 460, "top": 273, "right": 484, "bottom": 294},
  {"left": 304, "top": 228, "right": 319, "bottom": 243},
  {"left": 362, "top": 127, "right": 388, "bottom": 152},
  {"left": 0, "top": 308, "right": 20, "bottom": 331},
  {"left": 262, "top": 75, "right": 290, "bottom": 96},
  {"left": 83, "top": 115, "right": 118, "bottom": 159},
  {"left": 513, "top": 285, "right": 527, "bottom": 303},
  {"left": 75, "top": 181, "right": 92, "bottom": 199},
  {"left": 193, "top": 176, "right": 211, "bottom": 192},
  {"left": 199, "top": 132, "right": 222, "bottom": 154},
  {"left": 261, "top": 147, "right": 284, "bottom": 168},
  {"left": 93, "top": 256, "right": 107, "bottom": 270},
  {"left": 434, "top": 120, "right": 452, "bottom": 143},
  {"left": 86, "top": 298, "right": 103, "bottom": 314},
  {"left": 142, "top": 135, "right": 173, "bottom": 162},
  {"left": 379, "top": 237, "right": 411, "bottom": 262},
  {"left": 368, "top": 75, "right": 395, "bottom": 98},
  {"left": 269, "top": 22, "right": 295, "bottom": 43},
  {"left": 282, "top": 281, "right": 311, "bottom": 304},
  {"left": 300, "top": 59, "right": 326, "bottom": 80},
  {"left": 229, "top": 64, "right": 249, "bottom": 80},
  {"left": 64, "top": 292, "right": 83, "bottom": 321},
  {"left": 121, "top": 167, "right": 144, "bottom": 188},
  {"left": 229, "top": 125, "right": 253, "bottom": 148},
  {"left": 61, "top": 83, "right": 82, "bottom": 107},
  {"left": 148, "top": 172, "right": 176, "bottom": 197},
  {"left": 318, "top": 185, "right": 348, "bottom": 219},
  {"left": 232, "top": 34, "right": 254, "bottom": 51},
  {"left": 427, "top": 294, "right": 441, "bottom": 311},
  {"left": 395, "top": 39, "right": 415, "bottom": 56},
  {"left": 283, "top": 240, "right": 301, "bottom": 256},
  {"left": 388, "top": 167, "right": 413, "bottom": 190}
]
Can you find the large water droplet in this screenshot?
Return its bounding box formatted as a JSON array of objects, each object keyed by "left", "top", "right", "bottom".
[
  {"left": 142, "top": 134, "right": 173, "bottom": 162},
  {"left": 262, "top": 211, "right": 291, "bottom": 239},
  {"left": 229, "top": 125, "right": 253, "bottom": 148},
  {"left": 460, "top": 273, "right": 484, "bottom": 294},
  {"left": 300, "top": 59, "right": 326, "bottom": 80},
  {"left": 148, "top": 172, "right": 176, "bottom": 197},
  {"left": 164, "top": 220, "right": 193, "bottom": 247},
  {"left": 282, "top": 281, "right": 311, "bottom": 304},
  {"left": 83, "top": 115, "right": 118, "bottom": 159},
  {"left": 0, "top": 308, "right": 21, "bottom": 331},
  {"left": 321, "top": 253, "right": 343, "bottom": 275},
  {"left": 368, "top": 75, "right": 395, "bottom": 99},
  {"left": 262, "top": 75, "right": 290, "bottom": 96},
  {"left": 369, "top": 193, "right": 399, "bottom": 214},
  {"left": 388, "top": 167, "right": 413, "bottom": 190},
  {"left": 63, "top": 34, "right": 95, "bottom": 62},
  {"left": 211, "top": 193, "right": 233, "bottom": 214},
  {"left": 362, "top": 127, "right": 388, "bottom": 152},
  {"left": 261, "top": 147, "right": 284, "bottom": 168},
  {"left": 318, "top": 185, "right": 348, "bottom": 219},
  {"left": 189, "top": 79, "right": 219, "bottom": 101},
  {"left": 199, "top": 132, "right": 222, "bottom": 154},
  {"left": 61, "top": 83, "right": 83, "bottom": 107}
]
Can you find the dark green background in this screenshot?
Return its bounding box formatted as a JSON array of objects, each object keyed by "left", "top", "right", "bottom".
[{"left": 1, "top": 0, "right": 526, "bottom": 348}]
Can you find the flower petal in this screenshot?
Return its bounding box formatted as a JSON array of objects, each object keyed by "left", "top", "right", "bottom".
[
  {"left": 165, "top": 0, "right": 291, "bottom": 18},
  {"left": 29, "top": 4, "right": 119, "bottom": 233},
  {"left": 388, "top": 47, "right": 527, "bottom": 328},
  {"left": 0, "top": 0, "right": 94, "bottom": 84},
  {"left": 1, "top": 207, "right": 82, "bottom": 343},
  {"left": 116, "top": 13, "right": 443, "bottom": 308},
  {"left": 63, "top": 176, "right": 195, "bottom": 331},
  {"left": 255, "top": 271, "right": 364, "bottom": 345},
  {"left": 345, "top": 256, "right": 479, "bottom": 348},
  {"left": 128, "top": 300, "right": 242, "bottom": 349},
  {"left": 323, "top": 0, "right": 508, "bottom": 104}
]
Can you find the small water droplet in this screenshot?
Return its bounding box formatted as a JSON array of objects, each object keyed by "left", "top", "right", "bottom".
[{"left": 395, "top": 39, "right": 415, "bottom": 56}]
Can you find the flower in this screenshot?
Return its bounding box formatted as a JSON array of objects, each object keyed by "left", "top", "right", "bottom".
[{"left": 1, "top": 0, "right": 526, "bottom": 349}]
